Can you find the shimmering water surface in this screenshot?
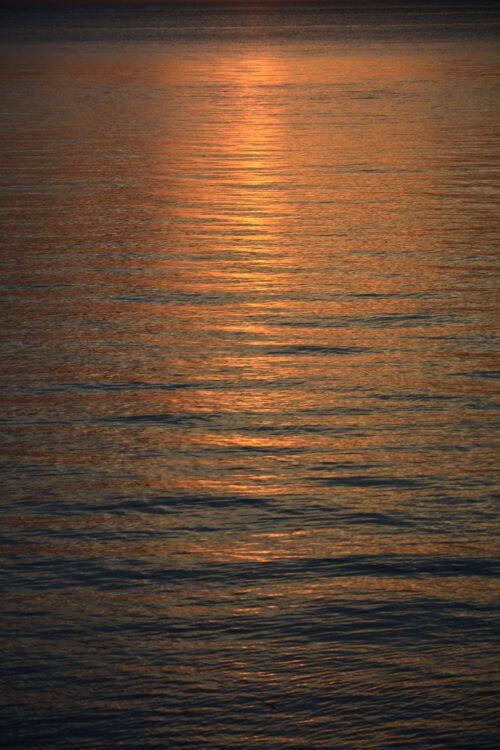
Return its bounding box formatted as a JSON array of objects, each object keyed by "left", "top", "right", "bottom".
[{"left": 1, "top": 4, "right": 499, "bottom": 748}]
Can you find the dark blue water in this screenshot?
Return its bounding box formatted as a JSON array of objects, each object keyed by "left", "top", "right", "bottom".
[{"left": 1, "top": 4, "right": 499, "bottom": 748}]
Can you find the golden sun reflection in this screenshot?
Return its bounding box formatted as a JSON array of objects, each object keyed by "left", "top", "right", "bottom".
[{"left": 188, "top": 47, "right": 290, "bottom": 242}]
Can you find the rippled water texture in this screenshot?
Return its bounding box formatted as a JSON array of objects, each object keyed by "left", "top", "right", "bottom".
[{"left": 1, "top": 5, "right": 499, "bottom": 748}]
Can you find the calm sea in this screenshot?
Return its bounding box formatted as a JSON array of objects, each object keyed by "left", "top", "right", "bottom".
[{"left": 1, "top": 3, "right": 499, "bottom": 748}]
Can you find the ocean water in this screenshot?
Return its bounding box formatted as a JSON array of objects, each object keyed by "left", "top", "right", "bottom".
[{"left": 1, "top": 4, "right": 499, "bottom": 748}]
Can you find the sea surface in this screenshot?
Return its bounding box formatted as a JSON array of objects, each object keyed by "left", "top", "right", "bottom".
[{"left": 1, "top": 4, "right": 499, "bottom": 748}]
